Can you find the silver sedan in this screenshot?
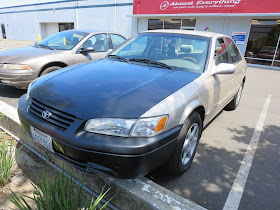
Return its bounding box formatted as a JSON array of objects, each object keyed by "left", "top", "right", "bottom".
[{"left": 0, "top": 29, "right": 126, "bottom": 89}]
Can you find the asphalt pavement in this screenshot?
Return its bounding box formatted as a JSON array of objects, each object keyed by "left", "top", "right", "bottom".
[
  {"left": 0, "top": 39, "right": 280, "bottom": 210},
  {"left": 148, "top": 67, "right": 280, "bottom": 210}
]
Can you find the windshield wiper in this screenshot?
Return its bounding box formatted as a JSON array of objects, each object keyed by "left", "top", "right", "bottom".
[
  {"left": 36, "top": 44, "right": 55, "bottom": 50},
  {"left": 129, "top": 58, "right": 174, "bottom": 70},
  {"left": 107, "top": 55, "right": 128, "bottom": 63}
]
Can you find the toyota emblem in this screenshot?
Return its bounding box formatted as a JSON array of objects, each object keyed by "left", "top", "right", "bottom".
[{"left": 42, "top": 110, "right": 52, "bottom": 119}]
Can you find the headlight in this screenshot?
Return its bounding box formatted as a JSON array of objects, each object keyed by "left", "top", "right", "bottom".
[
  {"left": 85, "top": 118, "right": 137, "bottom": 137},
  {"left": 84, "top": 115, "right": 168, "bottom": 137},
  {"left": 3, "top": 64, "right": 31, "bottom": 70},
  {"left": 130, "top": 115, "right": 168, "bottom": 137}
]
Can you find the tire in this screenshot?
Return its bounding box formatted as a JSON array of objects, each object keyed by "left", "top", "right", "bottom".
[
  {"left": 40, "top": 66, "right": 62, "bottom": 76},
  {"left": 165, "top": 112, "right": 202, "bottom": 176},
  {"left": 225, "top": 82, "right": 244, "bottom": 111}
]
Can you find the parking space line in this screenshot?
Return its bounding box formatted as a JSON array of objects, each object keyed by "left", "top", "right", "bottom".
[{"left": 223, "top": 94, "right": 272, "bottom": 210}]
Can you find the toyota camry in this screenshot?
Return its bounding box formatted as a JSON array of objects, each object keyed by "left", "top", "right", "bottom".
[{"left": 17, "top": 30, "right": 247, "bottom": 178}]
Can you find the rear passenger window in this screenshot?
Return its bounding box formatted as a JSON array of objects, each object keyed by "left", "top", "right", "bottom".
[
  {"left": 225, "top": 38, "right": 242, "bottom": 63},
  {"left": 215, "top": 38, "right": 229, "bottom": 65},
  {"left": 111, "top": 34, "right": 126, "bottom": 49}
]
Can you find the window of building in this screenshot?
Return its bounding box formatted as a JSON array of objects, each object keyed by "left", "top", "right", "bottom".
[
  {"left": 148, "top": 19, "right": 196, "bottom": 30},
  {"left": 148, "top": 19, "right": 164, "bottom": 30},
  {"left": 59, "top": 23, "right": 74, "bottom": 32},
  {"left": 245, "top": 19, "right": 280, "bottom": 67},
  {"left": 164, "top": 19, "right": 181, "bottom": 29},
  {"left": 1, "top": 24, "right": 6, "bottom": 39}
]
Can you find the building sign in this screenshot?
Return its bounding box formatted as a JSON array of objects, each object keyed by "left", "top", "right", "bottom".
[
  {"left": 133, "top": 0, "right": 280, "bottom": 15},
  {"left": 157, "top": 0, "right": 246, "bottom": 12},
  {"left": 232, "top": 32, "right": 246, "bottom": 44}
]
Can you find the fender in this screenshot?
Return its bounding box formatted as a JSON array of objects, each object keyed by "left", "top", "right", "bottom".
[{"left": 179, "top": 99, "right": 206, "bottom": 125}]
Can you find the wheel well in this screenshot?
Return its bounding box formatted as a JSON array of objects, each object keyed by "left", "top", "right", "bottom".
[
  {"left": 193, "top": 106, "right": 205, "bottom": 123},
  {"left": 40, "top": 62, "right": 67, "bottom": 76}
]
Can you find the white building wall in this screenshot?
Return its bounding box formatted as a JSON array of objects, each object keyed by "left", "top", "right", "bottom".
[{"left": 0, "top": 0, "right": 133, "bottom": 41}]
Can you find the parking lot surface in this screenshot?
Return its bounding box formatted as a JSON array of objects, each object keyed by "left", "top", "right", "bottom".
[
  {"left": 149, "top": 67, "right": 280, "bottom": 210},
  {"left": 0, "top": 40, "right": 279, "bottom": 209}
]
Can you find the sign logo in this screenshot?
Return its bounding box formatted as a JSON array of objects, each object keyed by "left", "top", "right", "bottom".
[
  {"left": 160, "top": 1, "right": 169, "bottom": 10},
  {"left": 42, "top": 110, "right": 52, "bottom": 119}
]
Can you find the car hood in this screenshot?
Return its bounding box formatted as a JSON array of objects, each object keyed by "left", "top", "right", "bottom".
[
  {"left": 30, "top": 59, "right": 201, "bottom": 119},
  {"left": 0, "top": 46, "right": 59, "bottom": 64}
]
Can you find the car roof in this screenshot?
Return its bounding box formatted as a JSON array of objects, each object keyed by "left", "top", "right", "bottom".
[
  {"left": 65, "top": 29, "right": 126, "bottom": 38},
  {"left": 141, "top": 29, "right": 227, "bottom": 38},
  {"left": 67, "top": 29, "right": 102, "bottom": 33}
]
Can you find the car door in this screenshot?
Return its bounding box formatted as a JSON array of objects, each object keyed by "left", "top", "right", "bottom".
[
  {"left": 207, "top": 37, "right": 234, "bottom": 120},
  {"left": 225, "top": 37, "right": 245, "bottom": 91},
  {"left": 73, "top": 33, "right": 109, "bottom": 64}
]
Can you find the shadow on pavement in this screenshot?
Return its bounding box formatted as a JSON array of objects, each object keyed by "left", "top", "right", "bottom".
[
  {"left": 148, "top": 123, "right": 280, "bottom": 210},
  {"left": 0, "top": 85, "right": 26, "bottom": 98}
]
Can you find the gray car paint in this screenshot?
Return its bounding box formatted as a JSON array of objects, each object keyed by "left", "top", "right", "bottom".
[{"left": 0, "top": 30, "right": 126, "bottom": 88}]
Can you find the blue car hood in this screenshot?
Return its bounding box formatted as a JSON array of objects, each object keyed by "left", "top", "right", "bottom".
[{"left": 30, "top": 59, "right": 201, "bottom": 119}]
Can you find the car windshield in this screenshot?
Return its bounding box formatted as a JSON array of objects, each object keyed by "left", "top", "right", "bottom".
[
  {"left": 110, "top": 33, "right": 210, "bottom": 73},
  {"left": 36, "top": 30, "right": 88, "bottom": 50}
]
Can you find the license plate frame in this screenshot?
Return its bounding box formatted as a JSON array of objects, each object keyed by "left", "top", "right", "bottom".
[{"left": 30, "top": 126, "right": 54, "bottom": 152}]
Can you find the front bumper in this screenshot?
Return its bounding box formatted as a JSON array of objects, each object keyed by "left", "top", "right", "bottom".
[
  {"left": 0, "top": 68, "right": 38, "bottom": 88},
  {"left": 18, "top": 94, "right": 181, "bottom": 178}
]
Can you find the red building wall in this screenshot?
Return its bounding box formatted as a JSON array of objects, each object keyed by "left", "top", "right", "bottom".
[{"left": 133, "top": 0, "right": 280, "bottom": 15}]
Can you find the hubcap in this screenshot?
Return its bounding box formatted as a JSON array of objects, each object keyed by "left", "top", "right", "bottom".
[
  {"left": 181, "top": 123, "right": 199, "bottom": 165},
  {"left": 236, "top": 84, "right": 243, "bottom": 106}
]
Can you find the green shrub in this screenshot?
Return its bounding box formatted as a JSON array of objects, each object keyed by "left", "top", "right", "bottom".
[
  {"left": 0, "top": 134, "right": 17, "bottom": 188},
  {"left": 8, "top": 168, "right": 112, "bottom": 210}
]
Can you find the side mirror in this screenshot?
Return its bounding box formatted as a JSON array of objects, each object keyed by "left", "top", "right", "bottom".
[
  {"left": 214, "top": 63, "right": 236, "bottom": 75},
  {"left": 107, "top": 49, "right": 113, "bottom": 54}
]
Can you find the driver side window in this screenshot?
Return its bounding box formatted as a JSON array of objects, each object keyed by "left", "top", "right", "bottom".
[
  {"left": 215, "top": 38, "right": 229, "bottom": 65},
  {"left": 82, "top": 34, "right": 108, "bottom": 52}
]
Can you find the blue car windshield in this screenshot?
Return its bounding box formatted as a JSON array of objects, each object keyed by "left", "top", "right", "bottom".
[
  {"left": 110, "top": 33, "right": 210, "bottom": 73},
  {"left": 37, "top": 30, "right": 88, "bottom": 50}
]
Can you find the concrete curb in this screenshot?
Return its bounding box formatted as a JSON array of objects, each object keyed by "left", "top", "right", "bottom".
[{"left": 0, "top": 100, "right": 206, "bottom": 210}]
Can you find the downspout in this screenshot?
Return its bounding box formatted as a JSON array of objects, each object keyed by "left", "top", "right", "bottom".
[
  {"left": 114, "top": 0, "right": 117, "bottom": 32},
  {"left": 75, "top": 1, "right": 79, "bottom": 29}
]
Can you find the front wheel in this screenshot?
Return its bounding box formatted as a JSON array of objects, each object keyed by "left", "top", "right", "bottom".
[
  {"left": 165, "top": 112, "right": 202, "bottom": 176},
  {"left": 40, "top": 66, "right": 62, "bottom": 76}
]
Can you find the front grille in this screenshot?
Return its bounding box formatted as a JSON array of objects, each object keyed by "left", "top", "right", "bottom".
[{"left": 28, "top": 98, "right": 76, "bottom": 131}]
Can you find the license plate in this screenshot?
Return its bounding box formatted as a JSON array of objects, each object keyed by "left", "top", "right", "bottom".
[{"left": 30, "top": 126, "right": 54, "bottom": 152}]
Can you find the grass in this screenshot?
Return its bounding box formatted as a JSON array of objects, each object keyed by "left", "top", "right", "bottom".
[
  {"left": 8, "top": 138, "right": 113, "bottom": 209},
  {"left": 0, "top": 113, "right": 21, "bottom": 188},
  {"left": 0, "top": 136, "right": 15, "bottom": 188},
  {"left": 8, "top": 169, "right": 112, "bottom": 210}
]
